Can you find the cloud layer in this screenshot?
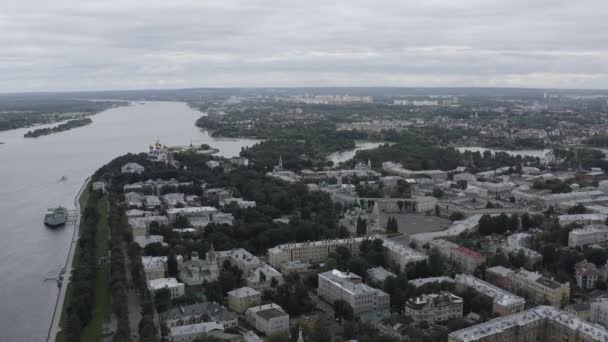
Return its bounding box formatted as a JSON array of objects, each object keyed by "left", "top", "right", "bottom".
[{"left": 2, "top": 0, "right": 608, "bottom": 92}]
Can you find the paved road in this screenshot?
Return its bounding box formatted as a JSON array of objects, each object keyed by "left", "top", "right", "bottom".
[
  {"left": 47, "top": 177, "right": 91, "bottom": 342},
  {"left": 124, "top": 245, "right": 142, "bottom": 340}
]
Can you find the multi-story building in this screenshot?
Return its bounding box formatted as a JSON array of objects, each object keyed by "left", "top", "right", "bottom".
[
  {"left": 245, "top": 303, "right": 289, "bottom": 336},
  {"left": 430, "top": 239, "right": 485, "bottom": 274},
  {"left": 451, "top": 247, "right": 486, "bottom": 274},
  {"left": 142, "top": 255, "right": 182, "bottom": 281},
  {"left": 448, "top": 306, "right": 608, "bottom": 342},
  {"left": 403, "top": 292, "right": 463, "bottom": 323},
  {"left": 318, "top": 269, "right": 390, "bottom": 316},
  {"left": 380, "top": 236, "right": 429, "bottom": 272},
  {"left": 591, "top": 298, "right": 608, "bottom": 329},
  {"left": 267, "top": 236, "right": 375, "bottom": 267},
  {"left": 227, "top": 287, "right": 261, "bottom": 314},
  {"left": 509, "top": 268, "right": 570, "bottom": 307},
  {"left": 568, "top": 225, "right": 608, "bottom": 247},
  {"left": 559, "top": 213, "right": 608, "bottom": 226},
  {"left": 486, "top": 266, "right": 512, "bottom": 289},
  {"left": 455, "top": 274, "right": 525, "bottom": 316},
  {"left": 575, "top": 260, "right": 608, "bottom": 289},
  {"left": 147, "top": 278, "right": 185, "bottom": 299}
]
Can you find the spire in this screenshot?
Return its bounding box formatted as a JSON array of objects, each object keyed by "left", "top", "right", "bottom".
[
  {"left": 208, "top": 243, "right": 216, "bottom": 261},
  {"left": 367, "top": 158, "right": 372, "bottom": 168},
  {"left": 279, "top": 155, "right": 283, "bottom": 169},
  {"left": 297, "top": 328, "right": 304, "bottom": 342}
]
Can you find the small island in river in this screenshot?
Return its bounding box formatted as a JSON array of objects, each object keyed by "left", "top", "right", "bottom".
[{"left": 24, "top": 117, "right": 93, "bottom": 138}]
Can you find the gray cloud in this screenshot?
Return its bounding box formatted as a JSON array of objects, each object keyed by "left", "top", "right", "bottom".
[{"left": 1, "top": 0, "right": 608, "bottom": 92}]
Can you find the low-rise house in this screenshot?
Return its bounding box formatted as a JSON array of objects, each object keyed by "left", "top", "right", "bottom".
[
  {"left": 278, "top": 260, "right": 311, "bottom": 275},
  {"left": 375, "top": 315, "right": 414, "bottom": 341},
  {"left": 206, "top": 160, "right": 221, "bottom": 169},
  {"left": 204, "top": 188, "right": 233, "bottom": 202},
  {"left": 147, "top": 278, "right": 184, "bottom": 299},
  {"left": 121, "top": 162, "right": 145, "bottom": 174},
  {"left": 125, "top": 191, "right": 143, "bottom": 203},
  {"left": 227, "top": 287, "right": 261, "bottom": 314},
  {"left": 404, "top": 292, "right": 463, "bottom": 323},
  {"left": 92, "top": 181, "right": 106, "bottom": 192},
  {"left": 169, "top": 322, "right": 224, "bottom": 342},
  {"left": 144, "top": 195, "right": 161, "bottom": 209},
  {"left": 367, "top": 266, "right": 397, "bottom": 286},
  {"left": 220, "top": 197, "right": 256, "bottom": 208},
  {"left": 245, "top": 303, "right": 289, "bottom": 336},
  {"left": 409, "top": 276, "right": 455, "bottom": 288},
  {"left": 574, "top": 259, "right": 608, "bottom": 289},
  {"left": 246, "top": 264, "right": 284, "bottom": 291},
  {"left": 162, "top": 193, "right": 186, "bottom": 207},
  {"left": 161, "top": 302, "right": 238, "bottom": 330}
]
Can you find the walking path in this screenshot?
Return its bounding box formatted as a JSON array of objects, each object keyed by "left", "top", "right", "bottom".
[{"left": 47, "top": 177, "right": 91, "bottom": 342}]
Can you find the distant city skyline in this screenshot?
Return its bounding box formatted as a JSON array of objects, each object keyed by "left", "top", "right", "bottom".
[{"left": 3, "top": 0, "right": 608, "bottom": 92}]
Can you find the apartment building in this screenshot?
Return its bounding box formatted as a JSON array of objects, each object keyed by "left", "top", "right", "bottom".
[
  {"left": 404, "top": 292, "right": 463, "bottom": 323},
  {"left": 574, "top": 260, "right": 608, "bottom": 289},
  {"left": 245, "top": 304, "right": 289, "bottom": 336},
  {"left": 449, "top": 306, "right": 608, "bottom": 342},
  {"left": 455, "top": 274, "right": 525, "bottom": 316},
  {"left": 227, "top": 287, "right": 261, "bottom": 314},
  {"left": 318, "top": 269, "right": 390, "bottom": 316},
  {"left": 510, "top": 268, "right": 570, "bottom": 307},
  {"left": 568, "top": 225, "right": 608, "bottom": 247}
]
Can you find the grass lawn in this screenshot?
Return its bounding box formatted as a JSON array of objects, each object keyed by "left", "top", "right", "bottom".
[{"left": 81, "top": 195, "right": 110, "bottom": 342}]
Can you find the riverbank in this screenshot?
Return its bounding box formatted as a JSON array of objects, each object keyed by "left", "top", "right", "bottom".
[
  {"left": 48, "top": 177, "right": 90, "bottom": 342},
  {"left": 25, "top": 117, "right": 93, "bottom": 138}
]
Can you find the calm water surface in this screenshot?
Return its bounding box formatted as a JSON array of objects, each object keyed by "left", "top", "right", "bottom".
[{"left": 0, "top": 101, "right": 259, "bottom": 341}]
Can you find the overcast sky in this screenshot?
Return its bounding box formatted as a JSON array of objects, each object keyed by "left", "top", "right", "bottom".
[{"left": 2, "top": 0, "right": 608, "bottom": 92}]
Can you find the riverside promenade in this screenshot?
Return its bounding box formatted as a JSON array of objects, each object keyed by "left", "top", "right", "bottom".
[{"left": 47, "top": 177, "right": 91, "bottom": 342}]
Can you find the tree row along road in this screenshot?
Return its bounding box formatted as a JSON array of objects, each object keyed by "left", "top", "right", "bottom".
[{"left": 47, "top": 177, "right": 91, "bottom": 342}]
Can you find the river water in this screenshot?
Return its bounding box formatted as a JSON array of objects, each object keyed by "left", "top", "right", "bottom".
[
  {"left": 327, "top": 141, "right": 386, "bottom": 165},
  {"left": 0, "top": 101, "right": 259, "bottom": 341}
]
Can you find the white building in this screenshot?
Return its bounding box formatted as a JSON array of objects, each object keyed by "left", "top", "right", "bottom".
[
  {"left": 245, "top": 303, "right": 290, "bottom": 336},
  {"left": 167, "top": 206, "right": 217, "bottom": 227},
  {"left": 591, "top": 298, "right": 608, "bottom": 329},
  {"left": 367, "top": 266, "right": 397, "bottom": 285},
  {"left": 179, "top": 250, "right": 220, "bottom": 286},
  {"left": 144, "top": 195, "right": 161, "bottom": 209},
  {"left": 169, "top": 322, "right": 223, "bottom": 342},
  {"left": 268, "top": 236, "right": 375, "bottom": 267},
  {"left": 121, "top": 162, "right": 145, "bottom": 174},
  {"left": 92, "top": 181, "right": 106, "bottom": 192},
  {"left": 404, "top": 292, "right": 463, "bottom": 323},
  {"left": 142, "top": 255, "right": 182, "bottom": 281},
  {"left": 559, "top": 213, "right": 607, "bottom": 226},
  {"left": 318, "top": 269, "right": 390, "bottom": 316},
  {"left": 569, "top": 225, "right": 608, "bottom": 247},
  {"left": 228, "top": 287, "right": 261, "bottom": 313},
  {"left": 147, "top": 278, "right": 185, "bottom": 299}
]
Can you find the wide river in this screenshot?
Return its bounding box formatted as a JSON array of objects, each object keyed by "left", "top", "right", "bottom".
[{"left": 0, "top": 101, "right": 259, "bottom": 341}]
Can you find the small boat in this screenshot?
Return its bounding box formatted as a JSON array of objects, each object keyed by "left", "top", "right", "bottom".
[
  {"left": 44, "top": 207, "right": 68, "bottom": 227},
  {"left": 58, "top": 176, "right": 68, "bottom": 182}
]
